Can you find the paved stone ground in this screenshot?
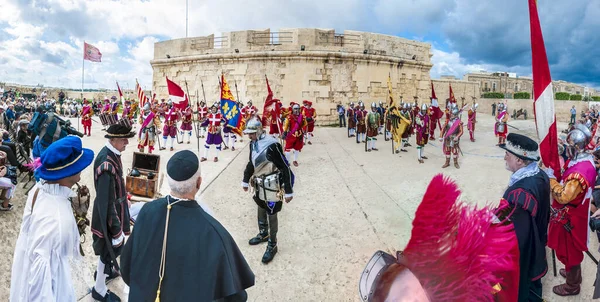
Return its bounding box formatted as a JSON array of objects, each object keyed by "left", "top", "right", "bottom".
[{"left": 0, "top": 113, "right": 597, "bottom": 301}]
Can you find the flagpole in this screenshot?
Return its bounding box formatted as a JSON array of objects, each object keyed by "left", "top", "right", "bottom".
[
  {"left": 80, "top": 42, "right": 85, "bottom": 131},
  {"left": 186, "top": 0, "right": 188, "bottom": 38}
]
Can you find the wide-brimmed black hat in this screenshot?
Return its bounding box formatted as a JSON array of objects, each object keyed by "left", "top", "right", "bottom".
[
  {"left": 499, "top": 133, "right": 540, "bottom": 161},
  {"left": 104, "top": 124, "right": 136, "bottom": 139}
]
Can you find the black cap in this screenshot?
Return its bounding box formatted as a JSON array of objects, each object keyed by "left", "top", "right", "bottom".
[
  {"left": 104, "top": 124, "right": 136, "bottom": 139},
  {"left": 498, "top": 133, "right": 540, "bottom": 161},
  {"left": 167, "top": 150, "right": 199, "bottom": 181}
]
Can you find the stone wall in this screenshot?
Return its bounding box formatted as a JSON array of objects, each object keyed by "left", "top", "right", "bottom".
[
  {"left": 474, "top": 98, "right": 590, "bottom": 124},
  {"left": 151, "top": 28, "right": 433, "bottom": 124}
]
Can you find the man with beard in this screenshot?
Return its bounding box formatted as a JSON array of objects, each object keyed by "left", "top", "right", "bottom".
[
  {"left": 499, "top": 133, "right": 550, "bottom": 301},
  {"left": 242, "top": 118, "right": 294, "bottom": 263},
  {"left": 91, "top": 124, "right": 136, "bottom": 301},
  {"left": 282, "top": 103, "right": 307, "bottom": 167}
]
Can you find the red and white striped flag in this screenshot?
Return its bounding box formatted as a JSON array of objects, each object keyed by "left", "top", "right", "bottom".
[
  {"left": 529, "top": 0, "right": 561, "bottom": 178},
  {"left": 116, "top": 82, "right": 125, "bottom": 106},
  {"left": 83, "top": 42, "right": 102, "bottom": 62},
  {"left": 136, "top": 80, "right": 147, "bottom": 109}
]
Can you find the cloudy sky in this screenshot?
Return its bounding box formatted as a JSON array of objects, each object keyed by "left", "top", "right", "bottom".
[{"left": 0, "top": 0, "right": 598, "bottom": 91}]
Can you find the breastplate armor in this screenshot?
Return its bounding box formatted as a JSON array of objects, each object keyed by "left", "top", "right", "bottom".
[{"left": 251, "top": 136, "right": 282, "bottom": 202}]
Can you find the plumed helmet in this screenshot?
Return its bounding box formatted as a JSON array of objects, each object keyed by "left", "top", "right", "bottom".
[
  {"left": 421, "top": 103, "right": 428, "bottom": 111},
  {"left": 243, "top": 117, "right": 263, "bottom": 135}
]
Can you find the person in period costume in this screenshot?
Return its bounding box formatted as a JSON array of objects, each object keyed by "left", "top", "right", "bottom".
[
  {"left": 197, "top": 100, "right": 209, "bottom": 138},
  {"left": 428, "top": 98, "right": 443, "bottom": 140},
  {"left": 366, "top": 103, "right": 380, "bottom": 152},
  {"left": 410, "top": 101, "right": 419, "bottom": 136},
  {"left": 495, "top": 103, "right": 509, "bottom": 145},
  {"left": 100, "top": 98, "right": 111, "bottom": 130},
  {"left": 200, "top": 103, "right": 224, "bottom": 162},
  {"left": 301, "top": 100, "right": 316, "bottom": 145},
  {"left": 110, "top": 96, "right": 119, "bottom": 122},
  {"left": 265, "top": 99, "right": 283, "bottom": 137},
  {"left": 91, "top": 124, "right": 136, "bottom": 302},
  {"left": 138, "top": 103, "right": 161, "bottom": 154},
  {"left": 160, "top": 100, "right": 180, "bottom": 151},
  {"left": 387, "top": 102, "right": 409, "bottom": 154},
  {"left": 282, "top": 104, "right": 307, "bottom": 167},
  {"left": 121, "top": 100, "right": 132, "bottom": 126},
  {"left": 440, "top": 104, "right": 463, "bottom": 169},
  {"left": 179, "top": 105, "right": 193, "bottom": 144},
  {"left": 359, "top": 174, "right": 521, "bottom": 302},
  {"left": 347, "top": 102, "right": 357, "bottom": 137},
  {"left": 121, "top": 150, "right": 255, "bottom": 301},
  {"left": 543, "top": 124, "right": 596, "bottom": 296},
  {"left": 81, "top": 98, "right": 93, "bottom": 136},
  {"left": 467, "top": 102, "right": 478, "bottom": 142},
  {"left": 415, "top": 104, "right": 430, "bottom": 163},
  {"left": 498, "top": 133, "right": 551, "bottom": 301},
  {"left": 398, "top": 103, "right": 413, "bottom": 152},
  {"left": 10, "top": 136, "right": 94, "bottom": 302},
  {"left": 376, "top": 101, "right": 386, "bottom": 135},
  {"left": 222, "top": 121, "right": 238, "bottom": 151},
  {"left": 242, "top": 100, "right": 258, "bottom": 122},
  {"left": 242, "top": 118, "right": 294, "bottom": 264},
  {"left": 355, "top": 102, "right": 367, "bottom": 143}
]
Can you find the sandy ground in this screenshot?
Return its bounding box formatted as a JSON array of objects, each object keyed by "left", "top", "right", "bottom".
[{"left": 0, "top": 113, "right": 597, "bottom": 302}]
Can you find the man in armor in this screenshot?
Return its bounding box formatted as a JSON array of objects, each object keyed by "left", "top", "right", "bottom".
[
  {"left": 376, "top": 101, "right": 386, "bottom": 135},
  {"left": 160, "top": 100, "right": 180, "bottom": 151},
  {"left": 282, "top": 103, "right": 307, "bottom": 167},
  {"left": 386, "top": 102, "right": 409, "bottom": 154},
  {"left": 467, "top": 102, "right": 478, "bottom": 142},
  {"left": 197, "top": 100, "right": 208, "bottom": 138},
  {"left": 355, "top": 102, "right": 367, "bottom": 143},
  {"left": 81, "top": 98, "right": 93, "bottom": 136},
  {"left": 543, "top": 124, "right": 596, "bottom": 297},
  {"left": 138, "top": 103, "right": 161, "bottom": 154},
  {"left": 399, "top": 103, "right": 412, "bottom": 152},
  {"left": 180, "top": 104, "right": 193, "bottom": 144},
  {"left": 346, "top": 102, "right": 357, "bottom": 137},
  {"left": 440, "top": 104, "right": 463, "bottom": 169},
  {"left": 200, "top": 103, "right": 224, "bottom": 162},
  {"left": 495, "top": 103, "right": 509, "bottom": 145},
  {"left": 242, "top": 118, "right": 294, "bottom": 264},
  {"left": 302, "top": 100, "right": 316, "bottom": 145},
  {"left": 366, "top": 103, "right": 380, "bottom": 151},
  {"left": 415, "top": 104, "right": 430, "bottom": 163}
]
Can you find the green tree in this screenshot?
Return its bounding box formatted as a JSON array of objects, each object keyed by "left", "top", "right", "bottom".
[
  {"left": 513, "top": 92, "right": 531, "bottom": 99},
  {"left": 570, "top": 94, "right": 582, "bottom": 101},
  {"left": 592, "top": 96, "right": 600, "bottom": 102},
  {"left": 555, "top": 92, "right": 571, "bottom": 100},
  {"left": 482, "top": 92, "right": 504, "bottom": 99}
]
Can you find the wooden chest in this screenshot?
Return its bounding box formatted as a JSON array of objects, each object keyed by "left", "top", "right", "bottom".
[{"left": 126, "top": 152, "right": 160, "bottom": 198}]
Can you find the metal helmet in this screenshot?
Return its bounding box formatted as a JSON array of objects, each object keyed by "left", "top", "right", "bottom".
[
  {"left": 473, "top": 103, "right": 479, "bottom": 111},
  {"left": 247, "top": 100, "right": 252, "bottom": 105},
  {"left": 243, "top": 117, "right": 263, "bottom": 135},
  {"left": 451, "top": 104, "right": 459, "bottom": 116},
  {"left": 359, "top": 102, "right": 365, "bottom": 109},
  {"left": 371, "top": 102, "right": 377, "bottom": 108},
  {"left": 566, "top": 124, "right": 592, "bottom": 160},
  {"left": 167, "top": 99, "right": 173, "bottom": 106},
  {"left": 421, "top": 103, "right": 428, "bottom": 111},
  {"left": 403, "top": 103, "right": 409, "bottom": 110},
  {"left": 143, "top": 103, "right": 151, "bottom": 112}
]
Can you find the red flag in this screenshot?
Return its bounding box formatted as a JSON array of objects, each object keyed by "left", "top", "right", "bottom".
[
  {"left": 83, "top": 42, "right": 102, "bottom": 62},
  {"left": 166, "top": 77, "right": 189, "bottom": 110},
  {"left": 136, "top": 80, "right": 146, "bottom": 109},
  {"left": 529, "top": 0, "right": 561, "bottom": 178},
  {"left": 116, "top": 82, "right": 125, "bottom": 106},
  {"left": 431, "top": 82, "right": 438, "bottom": 100},
  {"left": 262, "top": 76, "right": 282, "bottom": 131},
  {"left": 449, "top": 84, "right": 456, "bottom": 104},
  {"left": 430, "top": 82, "right": 443, "bottom": 119}
]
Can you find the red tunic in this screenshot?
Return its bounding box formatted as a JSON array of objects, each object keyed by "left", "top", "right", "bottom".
[
  {"left": 284, "top": 114, "right": 307, "bottom": 152},
  {"left": 81, "top": 105, "right": 92, "bottom": 127},
  {"left": 180, "top": 108, "right": 193, "bottom": 131},
  {"left": 162, "top": 109, "right": 180, "bottom": 137},
  {"left": 302, "top": 107, "right": 316, "bottom": 133}
]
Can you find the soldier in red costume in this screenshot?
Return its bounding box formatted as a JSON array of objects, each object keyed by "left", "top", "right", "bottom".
[
  {"left": 428, "top": 98, "right": 443, "bottom": 140},
  {"left": 180, "top": 105, "right": 193, "bottom": 144},
  {"left": 81, "top": 98, "right": 93, "bottom": 136},
  {"left": 302, "top": 100, "right": 316, "bottom": 145},
  {"left": 265, "top": 99, "right": 283, "bottom": 137},
  {"left": 242, "top": 100, "right": 258, "bottom": 121},
  {"left": 543, "top": 124, "right": 596, "bottom": 297},
  {"left": 200, "top": 103, "right": 224, "bottom": 162},
  {"left": 415, "top": 104, "right": 430, "bottom": 163},
  {"left": 197, "top": 100, "right": 209, "bottom": 138},
  {"left": 440, "top": 104, "right": 463, "bottom": 169},
  {"left": 355, "top": 102, "right": 367, "bottom": 143},
  {"left": 467, "top": 102, "right": 478, "bottom": 142},
  {"left": 346, "top": 102, "right": 357, "bottom": 137},
  {"left": 282, "top": 104, "right": 307, "bottom": 167},
  {"left": 160, "top": 100, "right": 180, "bottom": 151}
]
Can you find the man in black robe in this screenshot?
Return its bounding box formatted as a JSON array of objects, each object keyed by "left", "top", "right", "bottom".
[
  {"left": 499, "top": 133, "right": 550, "bottom": 301},
  {"left": 121, "top": 150, "right": 255, "bottom": 301},
  {"left": 91, "top": 124, "right": 136, "bottom": 302}
]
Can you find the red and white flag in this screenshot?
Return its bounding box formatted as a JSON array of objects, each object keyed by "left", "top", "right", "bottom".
[
  {"left": 83, "top": 42, "right": 102, "bottom": 62},
  {"left": 116, "top": 82, "right": 125, "bottom": 106},
  {"left": 136, "top": 80, "right": 147, "bottom": 109},
  {"left": 529, "top": 0, "right": 561, "bottom": 178},
  {"left": 166, "top": 77, "right": 189, "bottom": 110}
]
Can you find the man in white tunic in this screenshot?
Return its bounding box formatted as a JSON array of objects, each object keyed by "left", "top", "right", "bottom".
[{"left": 10, "top": 136, "right": 94, "bottom": 302}]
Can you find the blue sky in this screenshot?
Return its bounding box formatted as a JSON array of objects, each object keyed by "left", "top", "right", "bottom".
[{"left": 0, "top": 0, "right": 598, "bottom": 91}]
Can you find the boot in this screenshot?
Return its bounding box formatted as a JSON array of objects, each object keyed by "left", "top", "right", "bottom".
[
  {"left": 91, "top": 288, "right": 121, "bottom": 302},
  {"left": 262, "top": 242, "right": 278, "bottom": 264},
  {"left": 553, "top": 265, "right": 581, "bottom": 296},
  {"left": 442, "top": 158, "right": 450, "bottom": 168},
  {"left": 249, "top": 231, "right": 269, "bottom": 245},
  {"left": 454, "top": 158, "right": 460, "bottom": 169},
  {"left": 418, "top": 159, "right": 424, "bottom": 164}
]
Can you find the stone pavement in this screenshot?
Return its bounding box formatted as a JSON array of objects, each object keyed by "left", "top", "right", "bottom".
[{"left": 0, "top": 113, "right": 597, "bottom": 301}]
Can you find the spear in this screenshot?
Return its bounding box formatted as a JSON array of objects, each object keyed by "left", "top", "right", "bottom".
[{"left": 234, "top": 79, "right": 241, "bottom": 103}]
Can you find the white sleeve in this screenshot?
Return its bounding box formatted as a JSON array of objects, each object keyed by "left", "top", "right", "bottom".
[{"left": 26, "top": 252, "right": 54, "bottom": 301}]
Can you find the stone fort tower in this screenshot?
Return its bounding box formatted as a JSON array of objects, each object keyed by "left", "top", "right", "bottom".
[{"left": 151, "top": 28, "right": 433, "bottom": 123}]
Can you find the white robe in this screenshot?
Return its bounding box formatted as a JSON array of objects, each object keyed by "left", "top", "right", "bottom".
[{"left": 10, "top": 182, "right": 81, "bottom": 302}]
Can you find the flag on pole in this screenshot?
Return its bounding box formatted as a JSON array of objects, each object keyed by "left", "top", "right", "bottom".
[
  {"left": 220, "top": 74, "right": 244, "bottom": 136},
  {"left": 262, "top": 76, "right": 282, "bottom": 131},
  {"left": 430, "top": 82, "right": 443, "bottom": 119},
  {"left": 387, "top": 75, "right": 395, "bottom": 107},
  {"left": 529, "top": 0, "right": 561, "bottom": 178},
  {"left": 449, "top": 83, "right": 457, "bottom": 104},
  {"left": 83, "top": 42, "right": 102, "bottom": 62},
  {"left": 136, "top": 80, "right": 147, "bottom": 109},
  {"left": 116, "top": 82, "right": 125, "bottom": 106},
  {"left": 166, "top": 77, "right": 189, "bottom": 110}
]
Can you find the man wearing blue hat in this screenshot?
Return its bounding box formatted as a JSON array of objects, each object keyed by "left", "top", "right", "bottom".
[
  {"left": 91, "top": 123, "right": 136, "bottom": 302},
  {"left": 10, "top": 136, "right": 94, "bottom": 301}
]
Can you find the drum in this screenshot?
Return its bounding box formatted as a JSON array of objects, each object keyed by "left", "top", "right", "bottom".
[
  {"left": 253, "top": 171, "right": 283, "bottom": 202},
  {"left": 99, "top": 113, "right": 108, "bottom": 126},
  {"left": 106, "top": 114, "right": 117, "bottom": 125},
  {"left": 119, "top": 117, "right": 132, "bottom": 128}
]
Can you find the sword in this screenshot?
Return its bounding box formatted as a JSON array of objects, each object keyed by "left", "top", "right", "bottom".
[{"left": 507, "top": 124, "right": 520, "bottom": 130}]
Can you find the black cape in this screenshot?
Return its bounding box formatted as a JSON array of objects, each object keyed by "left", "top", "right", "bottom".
[
  {"left": 502, "top": 169, "right": 550, "bottom": 301},
  {"left": 121, "top": 197, "right": 255, "bottom": 302}
]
